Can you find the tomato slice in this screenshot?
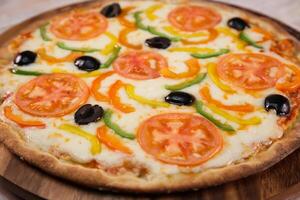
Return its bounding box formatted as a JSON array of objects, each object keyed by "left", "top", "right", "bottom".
[
  {"left": 137, "top": 113, "right": 223, "bottom": 166},
  {"left": 113, "top": 51, "right": 167, "bottom": 80},
  {"left": 216, "top": 53, "right": 285, "bottom": 90},
  {"left": 15, "top": 74, "right": 89, "bottom": 117},
  {"left": 50, "top": 11, "right": 108, "bottom": 41},
  {"left": 168, "top": 6, "right": 221, "bottom": 32}
]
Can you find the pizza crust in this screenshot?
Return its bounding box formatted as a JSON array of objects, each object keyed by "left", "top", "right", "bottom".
[{"left": 0, "top": 0, "right": 300, "bottom": 193}]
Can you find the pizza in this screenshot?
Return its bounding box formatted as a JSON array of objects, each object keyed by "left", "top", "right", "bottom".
[{"left": 0, "top": 0, "right": 300, "bottom": 193}]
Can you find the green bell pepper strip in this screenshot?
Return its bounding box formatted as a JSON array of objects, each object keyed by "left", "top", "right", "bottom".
[
  {"left": 133, "top": 11, "right": 181, "bottom": 42},
  {"left": 101, "top": 46, "right": 121, "bottom": 69},
  {"left": 165, "top": 73, "right": 207, "bottom": 91},
  {"left": 191, "top": 49, "right": 230, "bottom": 59},
  {"left": 39, "top": 23, "right": 52, "bottom": 42},
  {"left": 57, "top": 42, "right": 101, "bottom": 52},
  {"left": 239, "top": 32, "right": 263, "bottom": 49},
  {"left": 103, "top": 109, "right": 135, "bottom": 140},
  {"left": 195, "top": 100, "right": 235, "bottom": 132},
  {"left": 10, "top": 68, "right": 46, "bottom": 76}
]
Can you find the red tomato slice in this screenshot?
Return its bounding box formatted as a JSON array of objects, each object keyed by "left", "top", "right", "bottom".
[
  {"left": 113, "top": 51, "right": 167, "bottom": 80},
  {"left": 50, "top": 11, "right": 108, "bottom": 41},
  {"left": 15, "top": 74, "right": 89, "bottom": 117},
  {"left": 216, "top": 53, "right": 285, "bottom": 90},
  {"left": 137, "top": 113, "right": 223, "bottom": 166},
  {"left": 168, "top": 6, "right": 221, "bottom": 32}
]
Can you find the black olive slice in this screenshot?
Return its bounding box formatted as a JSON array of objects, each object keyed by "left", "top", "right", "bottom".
[
  {"left": 101, "top": 3, "right": 122, "bottom": 18},
  {"left": 74, "top": 56, "right": 101, "bottom": 72},
  {"left": 227, "top": 17, "right": 250, "bottom": 31},
  {"left": 165, "top": 92, "right": 195, "bottom": 106},
  {"left": 264, "top": 94, "right": 290, "bottom": 116},
  {"left": 14, "top": 51, "right": 37, "bottom": 66},
  {"left": 145, "top": 37, "right": 171, "bottom": 49},
  {"left": 75, "top": 104, "right": 104, "bottom": 125}
]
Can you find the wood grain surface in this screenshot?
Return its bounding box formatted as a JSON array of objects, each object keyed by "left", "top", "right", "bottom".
[{"left": 0, "top": 1, "right": 300, "bottom": 200}]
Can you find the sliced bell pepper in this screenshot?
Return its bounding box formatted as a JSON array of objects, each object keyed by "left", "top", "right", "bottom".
[
  {"left": 118, "top": 28, "right": 142, "bottom": 50},
  {"left": 125, "top": 84, "right": 170, "bottom": 107},
  {"left": 101, "top": 45, "right": 121, "bottom": 69},
  {"left": 91, "top": 71, "right": 115, "bottom": 102},
  {"left": 39, "top": 23, "right": 52, "bottom": 42},
  {"left": 133, "top": 11, "right": 148, "bottom": 30},
  {"left": 206, "top": 63, "right": 235, "bottom": 94},
  {"left": 108, "top": 80, "right": 135, "bottom": 113},
  {"left": 239, "top": 32, "right": 263, "bottom": 49},
  {"left": 58, "top": 124, "right": 101, "bottom": 155},
  {"left": 217, "top": 27, "right": 246, "bottom": 50},
  {"left": 118, "top": 6, "right": 136, "bottom": 28},
  {"left": 97, "top": 125, "right": 132, "bottom": 154},
  {"left": 168, "top": 47, "right": 214, "bottom": 54},
  {"left": 160, "top": 58, "right": 200, "bottom": 79},
  {"left": 165, "top": 73, "right": 206, "bottom": 91},
  {"left": 145, "top": 4, "right": 163, "bottom": 21},
  {"left": 163, "top": 26, "right": 207, "bottom": 38},
  {"left": 276, "top": 64, "right": 300, "bottom": 92},
  {"left": 4, "top": 106, "right": 45, "bottom": 128},
  {"left": 101, "top": 32, "right": 118, "bottom": 55},
  {"left": 103, "top": 109, "right": 135, "bottom": 139},
  {"left": 181, "top": 29, "right": 218, "bottom": 45},
  {"left": 200, "top": 86, "right": 255, "bottom": 112},
  {"left": 57, "top": 42, "right": 101, "bottom": 52},
  {"left": 10, "top": 68, "right": 45, "bottom": 76},
  {"left": 252, "top": 26, "right": 273, "bottom": 42},
  {"left": 206, "top": 104, "right": 261, "bottom": 125},
  {"left": 195, "top": 101, "right": 235, "bottom": 132},
  {"left": 37, "top": 48, "right": 83, "bottom": 64},
  {"left": 51, "top": 68, "right": 102, "bottom": 78},
  {"left": 192, "top": 48, "right": 230, "bottom": 59}
]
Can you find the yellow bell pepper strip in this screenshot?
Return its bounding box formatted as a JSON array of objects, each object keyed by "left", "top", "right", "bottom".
[
  {"left": 108, "top": 80, "right": 135, "bottom": 113},
  {"left": 134, "top": 11, "right": 180, "bottom": 42},
  {"left": 57, "top": 42, "right": 101, "bottom": 52},
  {"left": 200, "top": 86, "right": 255, "bottom": 112},
  {"left": 58, "top": 124, "right": 101, "bottom": 155},
  {"left": 103, "top": 109, "right": 135, "bottom": 139},
  {"left": 39, "top": 23, "right": 52, "bottom": 42},
  {"left": 97, "top": 125, "right": 132, "bottom": 154},
  {"left": 163, "top": 26, "right": 207, "bottom": 39},
  {"left": 4, "top": 106, "right": 46, "bottom": 128},
  {"left": 195, "top": 101, "right": 235, "bottom": 132},
  {"left": 91, "top": 71, "right": 115, "bottom": 102},
  {"left": 206, "top": 104, "right": 261, "bottom": 125},
  {"left": 165, "top": 73, "right": 206, "bottom": 91},
  {"left": 100, "top": 45, "right": 121, "bottom": 69},
  {"left": 239, "top": 32, "right": 263, "bottom": 49},
  {"left": 51, "top": 68, "right": 102, "bottom": 78},
  {"left": 168, "top": 47, "right": 214, "bottom": 54},
  {"left": 118, "top": 6, "right": 136, "bottom": 28},
  {"left": 276, "top": 64, "right": 300, "bottom": 92},
  {"left": 37, "top": 48, "right": 83, "bottom": 64},
  {"left": 145, "top": 4, "right": 163, "bottom": 21},
  {"left": 10, "top": 68, "right": 46, "bottom": 76},
  {"left": 192, "top": 48, "right": 230, "bottom": 59},
  {"left": 181, "top": 29, "right": 218, "bottom": 45},
  {"left": 101, "top": 32, "right": 118, "bottom": 55},
  {"left": 217, "top": 27, "right": 246, "bottom": 50},
  {"left": 160, "top": 58, "right": 200, "bottom": 79},
  {"left": 206, "top": 63, "right": 235, "bottom": 94},
  {"left": 125, "top": 84, "right": 170, "bottom": 108},
  {"left": 118, "top": 28, "right": 142, "bottom": 50}
]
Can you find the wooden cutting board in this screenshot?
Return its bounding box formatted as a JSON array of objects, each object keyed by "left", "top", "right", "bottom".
[{"left": 0, "top": 1, "right": 300, "bottom": 200}]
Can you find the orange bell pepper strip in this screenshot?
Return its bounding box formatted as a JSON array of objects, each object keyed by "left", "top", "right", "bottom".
[
  {"left": 252, "top": 26, "right": 273, "bottom": 42},
  {"left": 97, "top": 125, "right": 132, "bottom": 155},
  {"left": 118, "top": 6, "right": 136, "bottom": 28},
  {"left": 4, "top": 106, "right": 45, "bottom": 128},
  {"left": 37, "top": 48, "right": 83, "bottom": 64},
  {"left": 276, "top": 64, "right": 300, "bottom": 92},
  {"left": 118, "top": 27, "right": 142, "bottom": 50},
  {"left": 91, "top": 71, "right": 115, "bottom": 102},
  {"left": 108, "top": 80, "right": 135, "bottom": 113},
  {"left": 160, "top": 58, "right": 200, "bottom": 79},
  {"left": 181, "top": 29, "right": 218, "bottom": 45},
  {"left": 199, "top": 86, "right": 255, "bottom": 112}
]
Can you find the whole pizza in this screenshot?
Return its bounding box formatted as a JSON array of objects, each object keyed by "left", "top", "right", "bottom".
[{"left": 0, "top": 0, "right": 300, "bottom": 193}]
